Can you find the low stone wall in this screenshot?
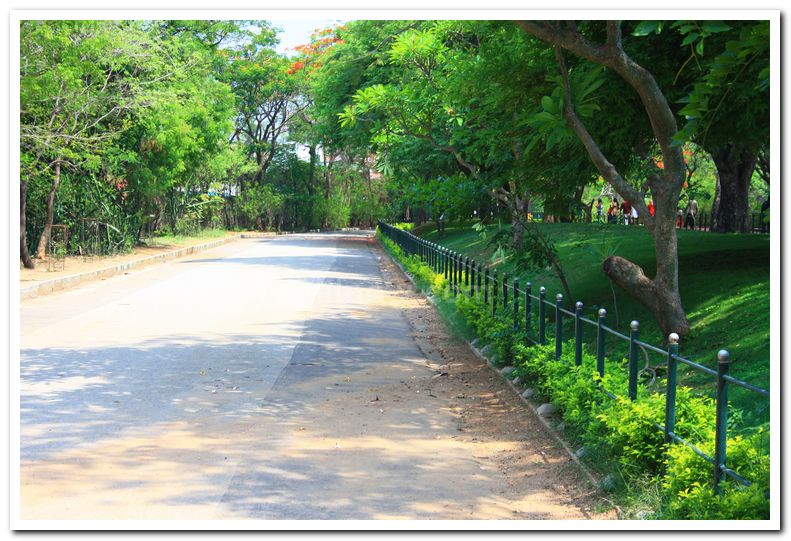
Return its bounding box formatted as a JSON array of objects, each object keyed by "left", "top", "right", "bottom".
[{"left": 20, "top": 235, "right": 242, "bottom": 300}]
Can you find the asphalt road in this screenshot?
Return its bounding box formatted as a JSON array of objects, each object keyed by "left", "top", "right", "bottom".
[{"left": 18, "top": 231, "right": 593, "bottom": 522}]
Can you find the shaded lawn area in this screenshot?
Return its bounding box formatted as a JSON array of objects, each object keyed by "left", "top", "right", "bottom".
[{"left": 417, "top": 222, "right": 770, "bottom": 419}]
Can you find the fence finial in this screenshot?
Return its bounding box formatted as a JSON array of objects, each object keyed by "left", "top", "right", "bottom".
[
  {"left": 718, "top": 349, "right": 731, "bottom": 364},
  {"left": 630, "top": 320, "right": 640, "bottom": 331},
  {"left": 668, "top": 332, "right": 680, "bottom": 344},
  {"left": 556, "top": 293, "right": 563, "bottom": 302},
  {"left": 598, "top": 308, "right": 607, "bottom": 317},
  {"left": 539, "top": 286, "right": 546, "bottom": 294},
  {"left": 575, "top": 301, "right": 583, "bottom": 310}
]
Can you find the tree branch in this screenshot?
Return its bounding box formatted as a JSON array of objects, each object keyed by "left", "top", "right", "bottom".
[{"left": 554, "top": 46, "right": 650, "bottom": 224}]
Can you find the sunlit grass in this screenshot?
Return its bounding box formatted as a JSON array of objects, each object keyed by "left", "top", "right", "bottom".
[
  {"left": 146, "top": 228, "right": 232, "bottom": 247},
  {"left": 418, "top": 221, "right": 770, "bottom": 415}
]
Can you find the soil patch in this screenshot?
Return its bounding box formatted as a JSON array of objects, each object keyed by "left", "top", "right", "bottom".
[{"left": 374, "top": 241, "right": 616, "bottom": 520}]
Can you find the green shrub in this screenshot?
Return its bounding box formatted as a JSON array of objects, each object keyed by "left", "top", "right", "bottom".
[
  {"left": 661, "top": 425, "right": 770, "bottom": 520},
  {"left": 377, "top": 226, "right": 770, "bottom": 520}
]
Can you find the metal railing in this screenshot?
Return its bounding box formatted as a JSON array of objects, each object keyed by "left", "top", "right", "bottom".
[
  {"left": 427, "top": 210, "right": 770, "bottom": 233},
  {"left": 378, "top": 221, "right": 769, "bottom": 495}
]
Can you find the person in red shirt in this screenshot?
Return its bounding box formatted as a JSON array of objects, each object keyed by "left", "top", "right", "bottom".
[
  {"left": 620, "top": 200, "right": 632, "bottom": 225},
  {"left": 648, "top": 199, "right": 655, "bottom": 217}
]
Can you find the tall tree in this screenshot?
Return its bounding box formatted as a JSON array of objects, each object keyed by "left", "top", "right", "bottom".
[
  {"left": 20, "top": 20, "right": 166, "bottom": 264},
  {"left": 223, "top": 25, "right": 303, "bottom": 187},
  {"left": 669, "top": 21, "right": 770, "bottom": 232},
  {"left": 514, "top": 20, "right": 692, "bottom": 336}
]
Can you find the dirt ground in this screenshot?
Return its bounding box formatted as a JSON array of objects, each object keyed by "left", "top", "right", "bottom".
[{"left": 374, "top": 242, "right": 617, "bottom": 520}]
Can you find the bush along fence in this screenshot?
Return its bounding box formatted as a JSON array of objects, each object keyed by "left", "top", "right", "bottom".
[{"left": 377, "top": 221, "right": 770, "bottom": 520}]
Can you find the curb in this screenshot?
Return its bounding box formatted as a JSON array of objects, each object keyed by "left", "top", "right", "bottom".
[
  {"left": 20, "top": 234, "right": 244, "bottom": 300},
  {"left": 376, "top": 237, "right": 601, "bottom": 490}
]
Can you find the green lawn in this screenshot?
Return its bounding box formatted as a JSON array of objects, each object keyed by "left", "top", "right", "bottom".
[
  {"left": 146, "top": 228, "right": 234, "bottom": 247},
  {"left": 417, "top": 221, "right": 770, "bottom": 420}
]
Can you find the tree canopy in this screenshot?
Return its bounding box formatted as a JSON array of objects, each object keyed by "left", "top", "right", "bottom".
[{"left": 18, "top": 18, "right": 771, "bottom": 335}]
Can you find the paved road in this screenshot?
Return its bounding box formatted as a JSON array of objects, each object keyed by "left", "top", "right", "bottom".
[{"left": 18, "top": 232, "right": 591, "bottom": 522}]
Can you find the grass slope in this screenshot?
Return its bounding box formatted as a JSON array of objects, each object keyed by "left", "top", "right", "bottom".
[{"left": 417, "top": 222, "right": 770, "bottom": 419}]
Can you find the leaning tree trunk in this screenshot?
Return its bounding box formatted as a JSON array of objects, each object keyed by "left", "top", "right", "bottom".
[
  {"left": 20, "top": 179, "right": 35, "bottom": 269},
  {"left": 709, "top": 144, "right": 757, "bottom": 233},
  {"left": 603, "top": 196, "right": 690, "bottom": 337},
  {"left": 514, "top": 22, "right": 692, "bottom": 337},
  {"left": 35, "top": 160, "right": 61, "bottom": 259}
]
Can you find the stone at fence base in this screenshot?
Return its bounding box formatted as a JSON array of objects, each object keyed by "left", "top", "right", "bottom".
[
  {"left": 480, "top": 345, "right": 492, "bottom": 357},
  {"left": 555, "top": 422, "right": 565, "bottom": 433},
  {"left": 471, "top": 338, "right": 479, "bottom": 348},
  {"left": 521, "top": 388, "right": 536, "bottom": 399},
  {"left": 490, "top": 355, "right": 500, "bottom": 366},
  {"left": 511, "top": 376, "right": 522, "bottom": 386},
  {"left": 599, "top": 473, "right": 617, "bottom": 492},
  {"left": 575, "top": 447, "right": 589, "bottom": 459},
  {"left": 536, "top": 403, "right": 557, "bottom": 417},
  {"left": 500, "top": 366, "right": 515, "bottom": 377}
]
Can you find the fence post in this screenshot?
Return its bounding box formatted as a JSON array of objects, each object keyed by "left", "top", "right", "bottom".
[
  {"left": 664, "top": 333, "right": 680, "bottom": 447},
  {"left": 628, "top": 320, "right": 640, "bottom": 401},
  {"left": 492, "top": 270, "right": 498, "bottom": 316},
  {"left": 538, "top": 287, "right": 546, "bottom": 345},
  {"left": 502, "top": 273, "right": 508, "bottom": 311},
  {"left": 713, "top": 349, "right": 731, "bottom": 495},
  {"left": 448, "top": 250, "right": 456, "bottom": 295},
  {"left": 443, "top": 248, "right": 449, "bottom": 280},
  {"left": 525, "top": 282, "right": 532, "bottom": 338},
  {"left": 464, "top": 256, "right": 470, "bottom": 289},
  {"left": 452, "top": 252, "right": 458, "bottom": 296},
  {"left": 470, "top": 260, "right": 475, "bottom": 297},
  {"left": 555, "top": 294, "right": 564, "bottom": 360},
  {"left": 484, "top": 268, "right": 490, "bottom": 305},
  {"left": 457, "top": 253, "right": 462, "bottom": 294},
  {"left": 513, "top": 279, "right": 520, "bottom": 331},
  {"left": 596, "top": 308, "right": 607, "bottom": 377},
  {"left": 477, "top": 261, "right": 482, "bottom": 296},
  {"left": 574, "top": 301, "right": 584, "bottom": 366}
]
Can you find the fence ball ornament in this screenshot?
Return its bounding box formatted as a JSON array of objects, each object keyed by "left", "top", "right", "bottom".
[
  {"left": 556, "top": 293, "right": 563, "bottom": 302},
  {"left": 575, "top": 301, "right": 583, "bottom": 310},
  {"left": 718, "top": 349, "right": 731, "bottom": 364},
  {"left": 598, "top": 308, "right": 607, "bottom": 318},
  {"left": 630, "top": 320, "right": 640, "bottom": 332}
]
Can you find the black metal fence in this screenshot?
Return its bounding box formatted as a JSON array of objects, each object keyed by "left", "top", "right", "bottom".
[
  {"left": 581, "top": 210, "right": 768, "bottom": 233},
  {"left": 378, "top": 221, "right": 769, "bottom": 495}
]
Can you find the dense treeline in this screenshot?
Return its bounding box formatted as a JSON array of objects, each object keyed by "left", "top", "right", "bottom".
[
  {"left": 20, "top": 20, "right": 390, "bottom": 270},
  {"left": 20, "top": 19, "right": 770, "bottom": 336}
]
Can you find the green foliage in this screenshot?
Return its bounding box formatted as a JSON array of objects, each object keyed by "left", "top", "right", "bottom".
[
  {"left": 662, "top": 426, "right": 770, "bottom": 519},
  {"left": 237, "top": 184, "right": 285, "bottom": 230},
  {"left": 311, "top": 187, "right": 350, "bottom": 229},
  {"left": 379, "top": 226, "right": 770, "bottom": 519}
]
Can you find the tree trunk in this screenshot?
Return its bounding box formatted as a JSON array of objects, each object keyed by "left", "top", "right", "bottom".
[
  {"left": 510, "top": 195, "right": 527, "bottom": 246},
  {"left": 513, "top": 24, "right": 691, "bottom": 337},
  {"left": 711, "top": 170, "right": 721, "bottom": 226},
  {"left": 603, "top": 192, "right": 690, "bottom": 337},
  {"left": 308, "top": 145, "right": 316, "bottom": 188},
  {"left": 35, "top": 160, "right": 61, "bottom": 259},
  {"left": 709, "top": 144, "right": 756, "bottom": 233},
  {"left": 20, "top": 179, "right": 35, "bottom": 269}
]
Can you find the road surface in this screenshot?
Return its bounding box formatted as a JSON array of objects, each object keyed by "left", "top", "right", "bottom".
[{"left": 18, "top": 231, "right": 604, "bottom": 522}]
